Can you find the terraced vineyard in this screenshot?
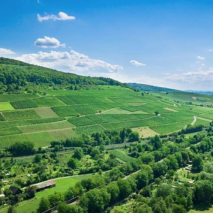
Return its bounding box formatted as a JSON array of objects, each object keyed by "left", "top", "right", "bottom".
[{"left": 0, "top": 85, "right": 212, "bottom": 149}]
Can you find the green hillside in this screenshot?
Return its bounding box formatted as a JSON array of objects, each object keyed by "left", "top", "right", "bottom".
[
  {"left": 1, "top": 59, "right": 213, "bottom": 213},
  {"left": 0, "top": 57, "right": 128, "bottom": 93},
  {"left": 128, "top": 83, "right": 178, "bottom": 92},
  {"left": 0, "top": 58, "right": 212, "bottom": 149}
]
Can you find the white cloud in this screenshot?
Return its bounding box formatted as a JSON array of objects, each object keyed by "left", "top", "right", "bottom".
[
  {"left": 130, "top": 60, "right": 146, "bottom": 67},
  {"left": 208, "top": 49, "right": 213, "bottom": 52},
  {"left": 37, "top": 12, "right": 75, "bottom": 22},
  {"left": 197, "top": 56, "right": 205, "bottom": 60},
  {"left": 16, "top": 50, "right": 123, "bottom": 73},
  {"left": 0, "top": 48, "right": 15, "bottom": 56},
  {"left": 34, "top": 36, "right": 65, "bottom": 48},
  {"left": 165, "top": 68, "right": 213, "bottom": 84}
]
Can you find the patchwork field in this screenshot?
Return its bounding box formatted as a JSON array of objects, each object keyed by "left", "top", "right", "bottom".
[{"left": 0, "top": 86, "right": 212, "bottom": 149}]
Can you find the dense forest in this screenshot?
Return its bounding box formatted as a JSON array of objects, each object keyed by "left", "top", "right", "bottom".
[
  {"left": 0, "top": 57, "right": 130, "bottom": 93},
  {"left": 128, "top": 83, "right": 178, "bottom": 92}
]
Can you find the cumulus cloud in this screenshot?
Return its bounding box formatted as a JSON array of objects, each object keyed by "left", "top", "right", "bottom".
[
  {"left": 130, "top": 60, "right": 146, "bottom": 67},
  {"left": 37, "top": 12, "right": 75, "bottom": 22},
  {"left": 165, "top": 68, "right": 213, "bottom": 84},
  {"left": 197, "top": 56, "right": 205, "bottom": 60},
  {"left": 34, "top": 36, "right": 65, "bottom": 48},
  {"left": 16, "top": 50, "right": 123, "bottom": 73},
  {"left": 0, "top": 48, "right": 15, "bottom": 56}
]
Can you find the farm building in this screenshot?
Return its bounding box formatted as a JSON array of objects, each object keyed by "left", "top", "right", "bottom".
[{"left": 34, "top": 180, "right": 56, "bottom": 191}]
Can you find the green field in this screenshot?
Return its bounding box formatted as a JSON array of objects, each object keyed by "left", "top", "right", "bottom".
[
  {"left": 19, "top": 121, "right": 74, "bottom": 133},
  {"left": 35, "top": 107, "right": 58, "bottom": 118},
  {"left": 32, "top": 96, "right": 64, "bottom": 107},
  {"left": 52, "top": 106, "right": 79, "bottom": 117},
  {"left": 3, "top": 110, "right": 40, "bottom": 121},
  {"left": 0, "top": 102, "right": 14, "bottom": 111},
  {"left": 0, "top": 86, "right": 212, "bottom": 148},
  {"left": 110, "top": 150, "right": 134, "bottom": 162},
  {"left": 11, "top": 99, "right": 37, "bottom": 109}
]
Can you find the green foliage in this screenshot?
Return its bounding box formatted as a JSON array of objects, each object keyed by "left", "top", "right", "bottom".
[
  {"left": 79, "top": 188, "right": 110, "bottom": 213},
  {"left": 117, "top": 178, "right": 132, "bottom": 199},
  {"left": 129, "top": 131, "right": 140, "bottom": 142},
  {"left": 58, "top": 204, "right": 83, "bottom": 213},
  {"left": 8, "top": 141, "right": 35, "bottom": 156},
  {"left": 0, "top": 57, "right": 123, "bottom": 93},
  {"left": 48, "top": 192, "right": 64, "bottom": 207},
  {"left": 67, "top": 158, "right": 78, "bottom": 169},
  {"left": 73, "top": 148, "right": 84, "bottom": 160},
  {"left": 37, "top": 198, "right": 50, "bottom": 213},
  {"left": 193, "top": 180, "right": 213, "bottom": 204},
  {"left": 192, "top": 156, "right": 203, "bottom": 172}
]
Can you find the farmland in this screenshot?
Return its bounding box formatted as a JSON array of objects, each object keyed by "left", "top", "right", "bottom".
[{"left": 0, "top": 86, "right": 212, "bottom": 149}]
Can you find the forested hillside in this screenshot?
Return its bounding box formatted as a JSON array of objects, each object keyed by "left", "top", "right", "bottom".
[
  {"left": 0, "top": 57, "right": 127, "bottom": 93},
  {"left": 128, "top": 83, "right": 178, "bottom": 92}
]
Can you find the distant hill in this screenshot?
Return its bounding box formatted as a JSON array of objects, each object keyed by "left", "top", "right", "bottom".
[
  {"left": 128, "top": 83, "right": 178, "bottom": 92},
  {"left": 186, "top": 90, "right": 213, "bottom": 95},
  {"left": 0, "top": 57, "right": 129, "bottom": 93}
]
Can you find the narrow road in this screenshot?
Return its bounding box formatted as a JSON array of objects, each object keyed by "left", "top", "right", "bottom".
[{"left": 191, "top": 116, "right": 197, "bottom": 125}]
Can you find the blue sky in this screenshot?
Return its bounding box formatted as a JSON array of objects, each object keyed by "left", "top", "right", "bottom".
[{"left": 0, "top": 0, "right": 213, "bottom": 90}]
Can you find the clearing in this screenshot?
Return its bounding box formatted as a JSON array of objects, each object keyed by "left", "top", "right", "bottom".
[{"left": 132, "top": 127, "right": 159, "bottom": 138}]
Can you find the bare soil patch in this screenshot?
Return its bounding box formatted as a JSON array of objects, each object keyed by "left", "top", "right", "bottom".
[{"left": 132, "top": 127, "right": 159, "bottom": 138}]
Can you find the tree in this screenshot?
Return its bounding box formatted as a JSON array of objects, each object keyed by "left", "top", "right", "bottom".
[
  {"left": 79, "top": 188, "right": 110, "bottom": 213},
  {"left": 155, "top": 184, "right": 172, "bottom": 198},
  {"left": 140, "top": 153, "right": 154, "bottom": 164},
  {"left": 24, "top": 186, "right": 36, "bottom": 199},
  {"left": 7, "top": 206, "right": 17, "bottom": 213},
  {"left": 107, "top": 182, "right": 120, "bottom": 202},
  {"left": 136, "top": 171, "right": 149, "bottom": 190},
  {"left": 48, "top": 192, "right": 64, "bottom": 207},
  {"left": 34, "top": 154, "right": 42, "bottom": 163},
  {"left": 73, "top": 148, "right": 84, "bottom": 160},
  {"left": 150, "top": 135, "right": 162, "bottom": 150},
  {"left": 150, "top": 197, "right": 169, "bottom": 213},
  {"left": 8, "top": 141, "right": 35, "bottom": 156},
  {"left": 37, "top": 198, "right": 50, "bottom": 213},
  {"left": 57, "top": 203, "right": 82, "bottom": 213},
  {"left": 120, "top": 129, "right": 126, "bottom": 143},
  {"left": 141, "top": 186, "right": 152, "bottom": 197},
  {"left": 192, "top": 156, "right": 203, "bottom": 172},
  {"left": 172, "top": 204, "right": 187, "bottom": 213},
  {"left": 134, "top": 204, "right": 153, "bottom": 213},
  {"left": 117, "top": 179, "right": 132, "bottom": 199},
  {"left": 90, "top": 147, "right": 100, "bottom": 158},
  {"left": 193, "top": 180, "right": 213, "bottom": 204},
  {"left": 155, "top": 111, "right": 159, "bottom": 116},
  {"left": 67, "top": 158, "right": 78, "bottom": 169},
  {"left": 129, "top": 132, "right": 139, "bottom": 142}
]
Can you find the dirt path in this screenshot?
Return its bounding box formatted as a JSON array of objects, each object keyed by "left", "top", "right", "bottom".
[
  {"left": 191, "top": 116, "right": 197, "bottom": 125},
  {"left": 197, "top": 117, "right": 212, "bottom": 122}
]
